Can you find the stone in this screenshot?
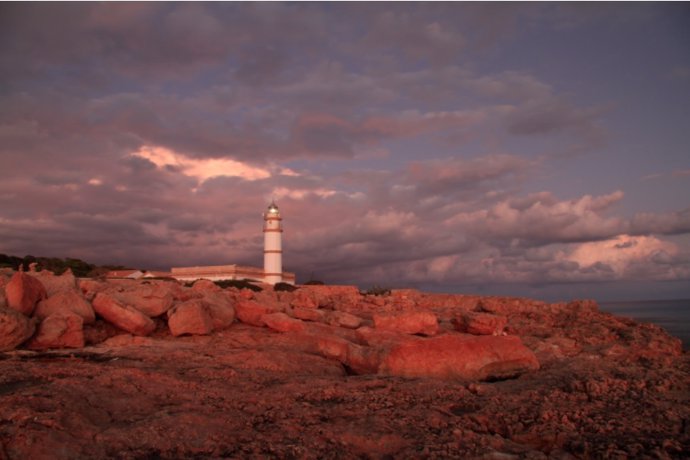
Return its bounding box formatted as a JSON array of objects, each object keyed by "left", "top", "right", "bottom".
[
  {"left": 5, "top": 272, "right": 48, "bottom": 316},
  {"left": 235, "top": 300, "right": 278, "bottom": 327},
  {"left": 110, "top": 283, "right": 174, "bottom": 317},
  {"left": 373, "top": 311, "right": 439, "bottom": 336},
  {"left": 327, "top": 311, "right": 363, "bottom": 329},
  {"left": 379, "top": 334, "right": 540, "bottom": 381},
  {"left": 291, "top": 306, "right": 327, "bottom": 322},
  {"left": 453, "top": 312, "right": 507, "bottom": 336},
  {"left": 200, "top": 291, "right": 236, "bottom": 330},
  {"left": 92, "top": 292, "right": 156, "bottom": 336},
  {"left": 262, "top": 312, "right": 308, "bottom": 333},
  {"left": 290, "top": 289, "right": 319, "bottom": 309},
  {"left": 27, "top": 268, "right": 78, "bottom": 296},
  {"left": 0, "top": 306, "right": 36, "bottom": 351},
  {"left": 191, "top": 279, "right": 222, "bottom": 292},
  {"left": 167, "top": 300, "right": 214, "bottom": 337},
  {"left": 34, "top": 291, "right": 96, "bottom": 324},
  {"left": 26, "top": 312, "right": 84, "bottom": 350}
]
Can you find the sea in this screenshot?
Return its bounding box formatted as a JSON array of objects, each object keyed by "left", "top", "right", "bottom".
[{"left": 599, "top": 299, "right": 690, "bottom": 350}]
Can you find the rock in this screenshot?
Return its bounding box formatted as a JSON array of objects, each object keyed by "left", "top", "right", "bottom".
[
  {"left": 379, "top": 334, "right": 540, "bottom": 381},
  {"left": 262, "top": 312, "right": 308, "bottom": 333},
  {"left": 92, "top": 292, "right": 156, "bottom": 336},
  {"left": 27, "top": 268, "right": 78, "bottom": 296},
  {"left": 327, "top": 311, "right": 363, "bottom": 329},
  {"left": 235, "top": 300, "right": 279, "bottom": 327},
  {"left": 26, "top": 312, "right": 84, "bottom": 350},
  {"left": 0, "top": 306, "right": 36, "bottom": 351},
  {"left": 373, "top": 311, "right": 439, "bottom": 336},
  {"left": 110, "top": 283, "right": 174, "bottom": 317},
  {"left": 291, "top": 289, "right": 319, "bottom": 309},
  {"left": 5, "top": 272, "right": 48, "bottom": 316},
  {"left": 0, "top": 288, "right": 6, "bottom": 308},
  {"left": 200, "top": 291, "right": 236, "bottom": 330},
  {"left": 291, "top": 306, "right": 327, "bottom": 322},
  {"left": 191, "top": 279, "right": 222, "bottom": 292},
  {"left": 453, "top": 312, "right": 507, "bottom": 336},
  {"left": 33, "top": 291, "right": 96, "bottom": 324},
  {"left": 78, "top": 278, "right": 108, "bottom": 300},
  {"left": 167, "top": 300, "right": 214, "bottom": 336}
]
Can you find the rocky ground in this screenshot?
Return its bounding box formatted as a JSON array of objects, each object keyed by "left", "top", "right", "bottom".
[{"left": 0, "top": 269, "right": 688, "bottom": 459}]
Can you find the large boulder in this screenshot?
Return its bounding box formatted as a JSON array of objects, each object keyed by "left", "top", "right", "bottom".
[
  {"left": 327, "top": 311, "right": 363, "bottom": 329},
  {"left": 0, "top": 306, "right": 36, "bottom": 351},
  {"left": 203, "top": 294, "right": 236, "bottom": 331},
  {"left": 5, "top": 272, "right": 48, "bottom": 316},
  {"left": 262, "top": 312, "right": 308, "bottom": 333},
  {"left": 167, "top": 300, "right": 214, "bottom": 336},
  {"left": 33, "top": 291, "right": 96, "bottom": 324},
  {"left": 27, "top": 269, "right": 78, "bottom": 296},
  {"left": 453, "top": 312, "right": 507, "bottom": 336},
  {"left": 110, "top": 283, "right": 174, "bottom": 317},
  {"left": 235, "top": 300, "right": 279, "bottom": 327},
  {"left": 379, "top": 334, "right": 540, "bottom": 381},
  {"left": 92, "top": 293, "right": 156, "bottom": 336},
  {"left": 373, "top": 311, "right": 439, "bottom": 336},
  {"left": 26, "top": 312, "right": 84, "bottom": 350},
  {"left": 291, "top": 306, "right": 327, "bottom": 322}
]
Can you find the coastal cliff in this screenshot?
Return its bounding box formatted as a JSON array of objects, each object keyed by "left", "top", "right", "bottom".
[{"left": 0, "top": 270, "right": 687, "bottom": 458}]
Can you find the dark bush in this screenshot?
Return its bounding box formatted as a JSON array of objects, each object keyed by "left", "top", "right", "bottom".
[
  {"left": 304, "top": 280, "right": 325, "bottom": 285},
  {"left": 274, "top": 282, "right": 297, "bottom": 292},
  {"left": 213, "top": 279, "right": 263, "bottom": 292},
  {"left": 363, "top": 285, "right": 391, "bottom": 296}
]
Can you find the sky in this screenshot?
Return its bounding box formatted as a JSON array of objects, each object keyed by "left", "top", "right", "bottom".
[{"left": 1, "top": 2, "right": 689, "bottom": 302}]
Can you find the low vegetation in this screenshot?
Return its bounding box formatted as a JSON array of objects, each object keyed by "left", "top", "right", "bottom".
[{"left": 213, "top": 279, "right": 263, "bottom": 292}]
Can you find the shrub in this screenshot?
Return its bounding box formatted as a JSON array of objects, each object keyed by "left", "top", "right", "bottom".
[
  {"left": 213, "top": 279, "right": 263, "bottom": 292},
  {"left": 363, "top": 285, "right": 391, "bottom": 296},
  {"left": 274, "top": 282, "right": 297, "bottom": 292},
  {"left": 304, "top": 279, "right": 325, "bottom": 285}
]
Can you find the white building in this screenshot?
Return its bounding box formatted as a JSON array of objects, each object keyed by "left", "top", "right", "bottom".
[{"left": 169, "top": 202, "right": 295, "bottom": 285}]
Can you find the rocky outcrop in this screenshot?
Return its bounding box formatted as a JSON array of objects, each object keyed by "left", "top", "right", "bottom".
[
  {"left": 33, "top": 291, "right": 96, "bottom": 324},
  {"left": 92, "top": 292, "right": 156, "bottom": 336},
  {"left": 0, "top": 306, "right": 35, "bottom": 351},
  {"left": 167, "top": 300, "right": 214, "bottom": 336},
  {"left": 235, "top": 299, "right": 280, "bottom": 327},
  {"left": 26, "top": 268, "right": 78, "bottom": 296},
  {"left": 25, "top": 311, "right": 84, "bottom": 350},
  {"left": 108, "top": 283, "right": 174, "bottom": 317},
  {"left": 373, "top": 311, "right": 439, "bottom": 336},
  {"left": 5, "top": 272, "right": 48, "bottom": 316},
  {"left": 453, "top": 311, "right": 507, "bottom": 335},
  {"left": 378, "top": 334, "right": 540, "bottom": 380},
  {"left": 0, "top": 277, "right": 687, "bottom": 459}
]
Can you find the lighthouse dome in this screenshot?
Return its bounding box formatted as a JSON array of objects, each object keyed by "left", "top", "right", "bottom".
[{"left": 267, "top": 202, "right": 280, "bottom": 214}]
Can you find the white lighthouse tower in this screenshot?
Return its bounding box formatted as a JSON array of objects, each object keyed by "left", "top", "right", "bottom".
[{"left": 263, "top": 201, "right": 283, "bottom": 285}]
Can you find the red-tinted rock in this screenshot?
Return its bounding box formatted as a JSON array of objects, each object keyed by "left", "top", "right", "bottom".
[
  {"left": 5, "top": 272, "right": 48, "bottom": 316},
  {"left": 92, "top": 292, "right": 156, "bottom": 336},
  {"left": 291, "top": 289, "right": 319, "bottom": 309},
  {"left": 27, "top": 269, "right": 77, "bottom": 296},
  {"left": 34, "top": 291, "right": 96, "bottom": 324},
  {"left": 26, "top": 312, "right": 84, "bottom": 350},
  {"left": 110, "top": 283, "right": 174, "bottom": 317},
  {"left": 373, "top": 311, "right": 439, "bottom": 336},
  {"left": 200, "top": 291, "right": 236, "bottom": 330},
  {"left": 262, "top": 312, "right": 308, "bottom": 333},
  {"left": 327, "top": 311, "right": 363, "bottom": 329},
  {"left": 379, "top": 334, "right": 539, "bottom": 380},
  {"left": 191, "top": 279, "right": 222, "bottom": 292},
  {"left": 167, "top": 300, "right": 214, "bottom": 337},
  {"left": 291, "top": 306, "right": 326, "bottom": 322},
  {"left": 453, "top": 312, "right": 507, "bottom": 336},
  {"left": 0, "top": 306, "right": 35, "bottom": 351},
  {"left": 235, "top": 300, "right": 279, "bottom": 327}
]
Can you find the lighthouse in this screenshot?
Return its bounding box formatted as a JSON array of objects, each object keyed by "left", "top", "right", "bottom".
[{"left": 263, "top": 201, "right": 283, "bottom": 285}]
